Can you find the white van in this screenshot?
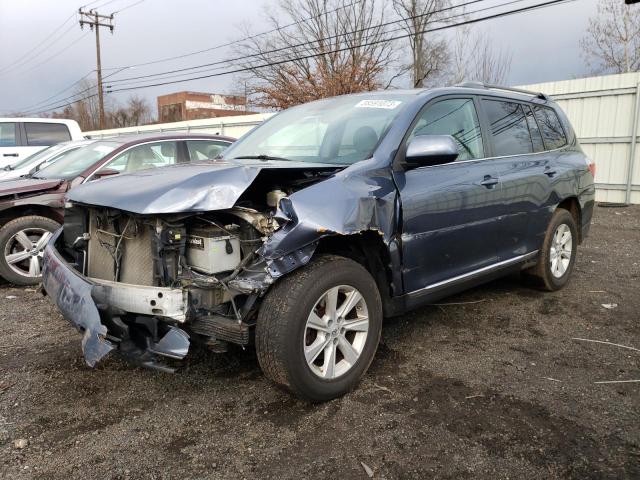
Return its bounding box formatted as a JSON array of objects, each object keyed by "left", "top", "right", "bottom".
[{"left": 0, "top": 118, "right": 83, "bottom": 168}]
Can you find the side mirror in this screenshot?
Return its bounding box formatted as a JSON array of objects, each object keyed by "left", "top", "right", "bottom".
[
  {"left": 93, "top": 168, "right": 120, "bottom": 180},
  {"left": 404, "top": 135, "right": 459, "bottom": 169}
]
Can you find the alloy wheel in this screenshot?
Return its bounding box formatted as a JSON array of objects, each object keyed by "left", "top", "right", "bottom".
[
  {"left": 4, "top": 228, "right": 52, "bottom": 279},
  {"left": 550, "top": 223, "right": 572, "bottom": 278},
  {"left": 303, "top": 285, "right": 369, "bottom": 379}
]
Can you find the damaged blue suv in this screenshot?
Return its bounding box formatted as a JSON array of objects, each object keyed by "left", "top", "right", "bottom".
[{"left": 42, "top": 83, "right": 595, "bottom": 401}]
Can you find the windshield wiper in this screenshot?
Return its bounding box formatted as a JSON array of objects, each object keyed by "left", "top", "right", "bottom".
[{"left": 232, "top": 154, "right": 293, "bottom": 162}]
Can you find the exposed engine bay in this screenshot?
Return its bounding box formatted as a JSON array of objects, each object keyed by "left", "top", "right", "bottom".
[{"left": 56, "top": 167, "right": 339, "bottom": 368}]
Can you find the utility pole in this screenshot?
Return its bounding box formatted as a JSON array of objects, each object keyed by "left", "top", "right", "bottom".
[{"left": 79, "top": 9, "right": 114, "bottom": 130}]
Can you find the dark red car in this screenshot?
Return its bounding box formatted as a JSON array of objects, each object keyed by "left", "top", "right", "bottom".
[{"left": 0, "top": 133, "right": 234, "bottom": 285}]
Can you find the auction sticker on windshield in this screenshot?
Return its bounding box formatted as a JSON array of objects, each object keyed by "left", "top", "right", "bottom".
[{"left": 355, "top": 100, "right": 402, "bottom": 109}]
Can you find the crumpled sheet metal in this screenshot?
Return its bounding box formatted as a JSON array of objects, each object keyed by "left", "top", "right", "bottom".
[
  {"left": 68, "top": 163, "right": 261, "bottom": 215},
  {"left": 41, "top": 230, "right": 114, "bottom": 366},
  {"left": 260, "top": 166, "right": 398, "bottom": 262}
]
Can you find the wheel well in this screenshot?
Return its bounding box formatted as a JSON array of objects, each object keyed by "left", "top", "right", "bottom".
[
  {"left": 0, "top": 206, "right": 62, "bottom": 228},
  {"left": 314, "top": 232, "right": 394, "bottom": 307},
  {"left": 557, "top": 197, "right": 581, "bottom": 243}
]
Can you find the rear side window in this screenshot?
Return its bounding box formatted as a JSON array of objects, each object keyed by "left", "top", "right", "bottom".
[
  {"left": 524, "top": 105, "right": 545, "bottom": 152},
  {"left": 533, "top": 106, "right": 567, "bottom": 150},
  {"left": 409, "top": 98, "right": 484, "bottom": 161},
  {"left": 186, "top": 140, "right": 231, "bottom": 161},
  {"left": 0, "top": 122, "right": 17, "bottom": 147},
  {"left": 25, "top": 122, "right": 71, "bottom": 146},
  {"left": 483, "top": 100, "right": 533, "bottom": 156}
]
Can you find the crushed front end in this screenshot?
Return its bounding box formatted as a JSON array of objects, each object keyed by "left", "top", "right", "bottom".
[
  {"left": 41, "top": 159, "right": 397, "bottom": 371},
  {"left": 42, "top": 197, "right": 289, "bottom": 371}
]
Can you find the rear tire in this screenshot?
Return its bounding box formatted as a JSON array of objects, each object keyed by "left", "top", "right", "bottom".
[
  {"left": 525, "top": 208, "right": 577, "bottom": 291},
  {"left": 255, "top": 255, "right": 383, "bottom": 402},
  {"left": 0, "top": 215, "right": 59, "bottom": 286}
]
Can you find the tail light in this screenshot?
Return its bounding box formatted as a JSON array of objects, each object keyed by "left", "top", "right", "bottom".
[{"left": 586, "top": 158, "right": 596, "bottom": 178}]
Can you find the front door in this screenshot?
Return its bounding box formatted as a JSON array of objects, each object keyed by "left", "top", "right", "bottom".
[{"left": 394, "top": 96, "right": 505, "bottom": 293}]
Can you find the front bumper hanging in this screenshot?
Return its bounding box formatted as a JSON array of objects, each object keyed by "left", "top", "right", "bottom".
[{"left": 41, "top": 229, "right": 190, "bottom": 369}]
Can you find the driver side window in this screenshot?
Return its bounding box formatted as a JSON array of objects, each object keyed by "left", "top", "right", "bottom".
[{"left": 409, "top": 98, "right": 484, "bottom": 161}]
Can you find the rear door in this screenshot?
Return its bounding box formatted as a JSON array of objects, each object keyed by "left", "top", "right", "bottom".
[
  {"left": 394, "top": 96, "right": 505, "bottom": 293},
  {"left": 22, "top": 122, "right": 72, "bottom": 161},
  {"left": 479, "top": 98, "right": 551, "bottom": 259}
]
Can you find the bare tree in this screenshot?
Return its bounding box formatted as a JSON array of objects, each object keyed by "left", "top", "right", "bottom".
[
  {"left": 50, "top": 83, "right": 153, "bottom": 130},
  {"left": 580, "top": 0, "right": 640, "bottom": 74},
  {"left": 392, "top": 0, "right": 451, "bottom": 87},
  {"left": 65, "top": 79, "right": 107, "bottom": 131},
  {"left": 448, "top": 27, "right": 512, "bottom": 85},
  {"left": 109, "top": 96, "right": 153, "bottom": 128},
  {"left": 235, "top": 0, "right": 397, "bottom": 110},
  {"left": 126, "top": 96, "right": 152, "bottom": 125}
]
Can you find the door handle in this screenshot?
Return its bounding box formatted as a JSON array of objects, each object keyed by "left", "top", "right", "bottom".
[
  {"left": 480, "top": 175, "right": 499, "bottom": 188},
  {"left": 544, "top": 167, "right": 557, "bottom": 177},
  {"left": 2, "top": 153, "right": 18, "bottom": 157}
]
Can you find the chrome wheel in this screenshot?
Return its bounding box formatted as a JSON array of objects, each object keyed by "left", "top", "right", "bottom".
[
  {"left": 550, "top": 223, "right": 572, "bottom": 278},
  {"left": 4, "top": 228, "right": 52, "bottom": 278},
  {"left": 303, "top": 285, "right": 369, "bottom": 380}
]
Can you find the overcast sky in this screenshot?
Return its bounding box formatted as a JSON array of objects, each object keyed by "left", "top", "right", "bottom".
[{"left": 0, "top": 0, "right": 599, "bottom": 116}]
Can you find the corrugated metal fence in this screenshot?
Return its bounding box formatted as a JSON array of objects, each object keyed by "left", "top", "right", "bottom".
[
  {"left": 520, "top": 72, "right": 640, "bottom": 205},
  {"left": 86, "top": 73, "right": 640, "bottom": 204},
  {"left": 84, "top": 112, "right": 274, "bottom": 140}
]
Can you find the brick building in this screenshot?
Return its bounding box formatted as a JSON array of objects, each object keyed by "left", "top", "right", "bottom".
[{"left": 157, "top": 91, "right": 253, "bottom": 123}]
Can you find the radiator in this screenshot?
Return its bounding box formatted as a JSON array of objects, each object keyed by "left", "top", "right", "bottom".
[{"left": 87, "top": 211, "right": 156, "bottom": 286}]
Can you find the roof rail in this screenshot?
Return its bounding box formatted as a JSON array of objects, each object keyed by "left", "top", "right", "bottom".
[{"left": 456, "top": 81, "right": 549, "bottom": 101}]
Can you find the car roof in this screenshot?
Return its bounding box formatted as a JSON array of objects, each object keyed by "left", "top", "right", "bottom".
[
  {"left": 426, "top": 86, "right": 549, "bottom": 103},
  {"left": 316, "top": 86, "right": 554, "bottom": 109},
  {"left": 88, "top": 132, "right": 236, "bottom": 145},
  {"left": 0, "top": 117, "right": 81, "bottom": 125}
]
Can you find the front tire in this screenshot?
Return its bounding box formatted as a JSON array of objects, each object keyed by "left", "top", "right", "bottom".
[
  {"left": 526, "top": 208, "right": 578, "bottom": 291},
  {"left": 256, "top": 255, "right": 383, "bottom": 402},
  {"left": 0, "top": 215, "right": 59, "bottom": 286}
]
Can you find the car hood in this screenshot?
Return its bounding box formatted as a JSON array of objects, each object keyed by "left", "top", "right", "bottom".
[
  {"left": 67, "top": 160, "right": 342, "bottom": 214},
  {"left": 0, "top": 177, "right": 64, "bottom": 197}
]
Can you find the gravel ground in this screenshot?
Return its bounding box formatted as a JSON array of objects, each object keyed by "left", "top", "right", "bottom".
[{"left": 0, "top": 205, "right": 638, "bottom": 479}]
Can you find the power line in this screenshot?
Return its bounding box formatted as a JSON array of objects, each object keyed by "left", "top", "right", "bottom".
[
  {"left": 23, "top": 0, "right": 577, "bottom": 116},
  {"left": 91, "top": 0, "right": 123, "bottom": 10},
  {"left": 103, "top": 0, "right": 488, "bottom": 86},
  {"left": 14, "top": 68, "right": 128, "bottom": 116},
  {"left": 112, "top": 0, "right": 147, "bottom": 14},
  {"left": 2, "top": 31, "right": 91, "bottom": 81},
  {"left": 0, "top": 12, "right": 76, "bottom": 73},
  {"left": 16, "top": 71, "right": 95, "bottom": 112},
  {"left": 0, "top": 19, "right": 79, "bottom": 77},
  {"left": 105, "top": 0, "right": 509, "bottom": 89},
  {"left": 79, "top": 9, "right": 116, "bottom": 129},
  {"left": 7, "top": 0, "right": 356, "bottom": 113},
  {"left": 100, "top": 0, "right": 365, "bottom": 72},
  {"left": 108, "top": 0, "right": 577, "bottom": 94}
]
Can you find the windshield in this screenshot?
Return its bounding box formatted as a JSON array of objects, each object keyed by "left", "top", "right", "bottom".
[
  {"left": 7, "top": 143, "right": 71, "bottom": 171},
  {"left": 223, "top": 94, "right": 411, "bottom": 165},
  {"left": 34, "top": 141, "right": 119, "bottom": 180}
]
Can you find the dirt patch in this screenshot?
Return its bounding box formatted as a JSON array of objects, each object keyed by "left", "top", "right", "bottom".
[{"left": 0, "top": 206, "right": 639, "bottom": 479}]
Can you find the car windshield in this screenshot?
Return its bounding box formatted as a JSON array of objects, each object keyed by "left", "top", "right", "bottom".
[
  {"left": 223, "top": 94, "right": 412, "bottom": 165},
  {"left": 33, "top": 141, "right": 119, "bottom": 180},
  {"left": 6, "top": 143, "right": 70, "bottom": 171}
]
